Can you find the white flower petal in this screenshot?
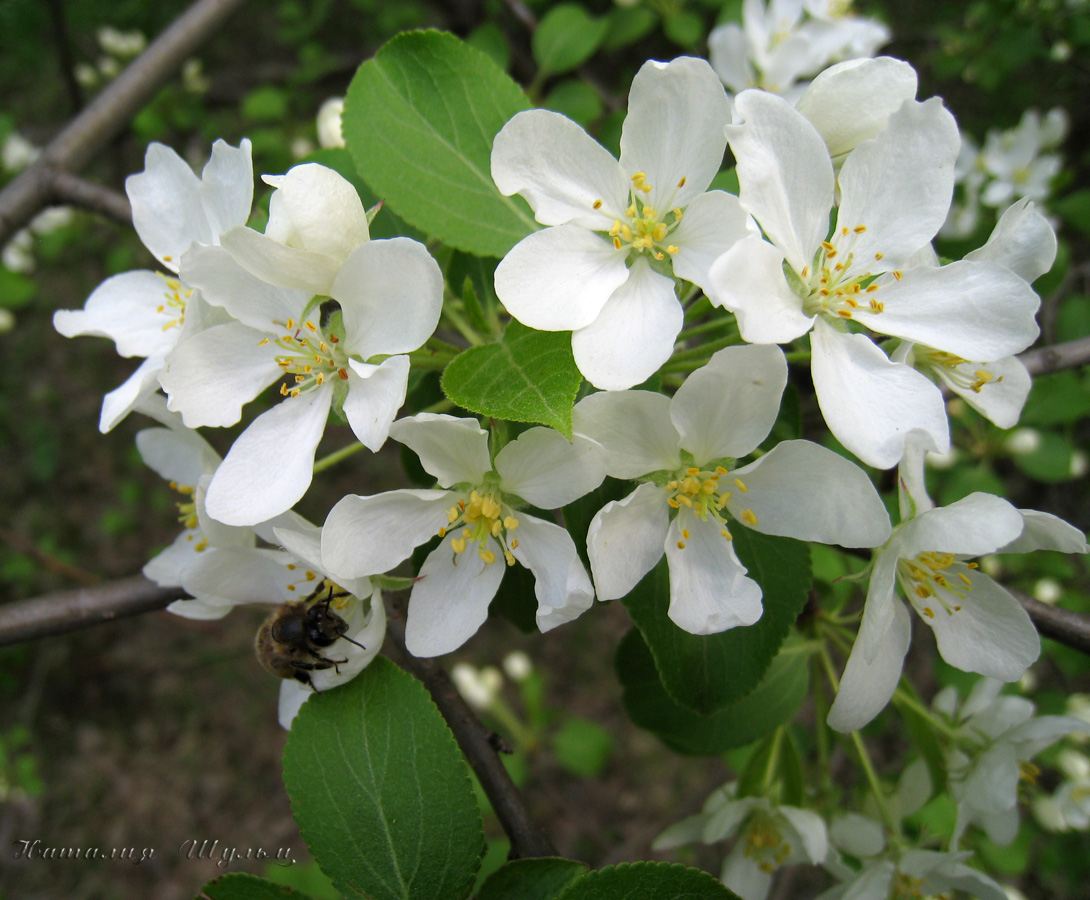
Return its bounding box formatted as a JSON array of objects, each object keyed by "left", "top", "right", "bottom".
[
  {"left": 262, "top": 162, "right": 369, "bottom": 258},
  {"left": 899, "top": 492, "right": 1024, "bottom": 558},
  {"left": 510, "top": 513, "right": 595, "bottom": 632},
  {"left": 966, "top": 198, "right": 1057, "bottom": 284},
  {"left": 859, "top": 543, "right": 902, "bottom": 663},
  {"left": 707, "top": 23, "right": 753, "bottom": 94},
  {"left": 127, "top": 143, "right": 210, "bottom": 267},
  {"left": 203, "top": 387, "right": 333, "bottom": 526},
  {"left": 706, "top": 237, "right": 815, "bottom": 344},
  {"left": 135, "top": 425, "right": 219, "bottom": 485},
  {"left": 728, "top": 89, "right": 834, "bottom": 273},
  {"left": 53, "top": 270, "right": 178, "bottom": 358},
  {"left": 670, "top": 190, "right": 752, "bottom": 291},
  {"left": 343, "top": 355, "right": 409, "bottom": 452},
  {"left": 795, "top": 57, "right": 917, "bottom": 160},
  {"left": 100, "top": 355, "right": 167, "bottom": 433},
  {"left": 619, "top": 57, "right": 730, "bottom": 209},
  {"left": 405, "top": 539, "right": 506, "bottom": 656},
  {"left": 389, "top": 413, "right": 491, "bottom": 487},
  {"left": 828, "top": 598, "right": 911, "bottom": 732},
  {"left": 780, "top": 806, "right": 828, "bottom": 863},
  {"left": 671, "top": 343, "right": 788, "bottom": 463},
  {"left": 278, "top": 680, "right": 311, "bottom": 729},
  {"left": 322, "top": 489, "right": 452, "bottom": 578},
  {"left": 1000, "top": 509, "right": 1089, "bottom": 555},
  {"left": 491, "top": 109, "right": 628, "bottom": 228},
  {"left": 924, "top": 573, "right": 1040, "bottom": 681},
  {"left": 836, "top": 98, "right": 960, "bottom": 267},
  {"left": 494, "top": 427, "right": 606, "bottom": 508},
  {"left": 855, "top": 261, "right": 1040, "bottom": 361},
  {"left": 180, "top": 243, "right": 307, "bottom": 330},
  {"left": 182, "top": 546, "right": 296, "bottom": 607},
  {"left": 587, "top": 482, "right": 670, "bottom": 601},
  {"left": 219, "top": 226, "right": 341, "bottom": 296},
  {"left": 928, "top": 354, "right": 1031, "bottom": 429},
  {"left": 730, "top": 440, "right": 890, "bottom": 547},
  {"left": 665, "top": 512, "right": 763, "bottom": 634},
  {"left": 307, "top": 593, "right": 387, "bottom": 691},
  {"left": 573, "top": 391, "right": 681, "bottom": 479},
  {"left": 198, "top": 138, "right": 255, "bottom": 239},
  {"left": 166, "top": 596, "right": 234, "bottom": 620},
  {"left": 159, "top": 321, "right": 283, "bottom": 428},
  {"left": 570, "top": 257, "right": 682, "bottom": 390},
  {"left": 811, "top": 320, "right": 949, "bottom": 469},
  {"left": 144, "top": 529, "right": 205, "bottom": 588},
  {"left": 332, "top": 238, "right": 443, "bottom": 358},
  {"left": 494, "top": 225, "right": 629, "bottom": 331}
]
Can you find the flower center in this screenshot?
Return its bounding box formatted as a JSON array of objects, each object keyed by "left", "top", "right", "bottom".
[
  {"left": 799, "top": 224, "right": 894, "bottom": 321},
  {"left": 257, "top": 316, "right": 349, "bottom": 398},
  {"left": 156, "top": 274, "right": 192, "bottom": 332},
  {"left": 169, "top": 481, "right": 206, "bottom": 552},
  {"left": 741, "top": 811, "right": 791, "bottom": 873},
  {"left": 912, "top": 347, "right": 1004, "bottom": 393},
  {"left": 897, "top": 552, "right": 979, "bottom": 619},
  {"left": 597, "top": 172, "right": 687, "bottom": 262},
  {"left": 437, "top": 490, "right": 520, "bottom": 566},
  {"left": 890, "top": 872, "right": 925, "bottom": 900},
  {"left": 283, "top": 565, "right": 350, "bottom": 609},
  {"left": 663, "top": 466, "right": 758, "bottom": 549}
]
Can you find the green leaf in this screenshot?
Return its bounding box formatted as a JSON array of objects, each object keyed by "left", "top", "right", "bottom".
[
  {"left": 617, "top": 629, "right": 809, "bottom": 755},
  {"left": 1020, "top": 370, "right": 1090, "bottom": 426},
  {"left": 663, "top": 10, "right": 705, "bottom": 47},
  {"left": 550, "top": 717, "right": 615, "bottom": 777},
  {"left": 600, "top": 6, "right": 658, "bottom": 51},
  {"left": 622, "top": 530, "right": 811, "bottom": 714},
  {"left": 735, "top": 729, "right": 804, "bottom": 806},
  {"left": 343, "top": 30, "right": 537, "bottom": 258},
  {"left": 197, "top": 873, "right": 315, "bottom": 900},
  {"left": 282, "top": 657, "right": 485, "bottom": 900},
  {"left": 0, "top": 267, "right": 37, "bottom": 309},
  {"left": 242, "top": 86, "right": 289, "bottom": 121},
  {"left": 477, "top": 858, "right": 588, "bottom": 900},
  {"left": 1011, "top": 430, "right": 1078, "bottom": 483},
  {"left": 532, "top": 5, "right": 608, "bottom": 77},
  {"left": 556, "top": 862, "right": 742, "bottom": 899},
  {"left": 543, "top": 79, "right": 603, "bottom": 128},
  {"left": 441, "top": 321, "right": 583, "bottom": 437}
]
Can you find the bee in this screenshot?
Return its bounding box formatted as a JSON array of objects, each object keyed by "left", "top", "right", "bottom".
[{"left": 255, "top": 584, "right": 367, "bottom": 689}]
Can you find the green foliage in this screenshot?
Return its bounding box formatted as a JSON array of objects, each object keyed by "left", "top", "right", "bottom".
[
  {"left": 477, "top": 858, "right": 588, "bottom": 900},
  {"left": 532, "top": 5, "right": 608, "bottom": 78},
  {"left": 282, "top": 658, "right": 485, "bottom": 900},
  {"left": 622, "top": 529, "right": 812, "bottom": 715},
  {"left": 549, "top": 717, "right": 615, "bottom": 777},
  {"left": 441, "top": 321, "right": 584, "bottom": 439},
  {"left": 343, "top": 30, "right": 537, "bottom": 258},
  {"left": 556, "top": 862, "right": 743, "bottom": 899},
  {"left": 197, "top": 873, "right": 316, "bottom": 900},
  {"left": 617, "top": 629, "right": 809, "bottom": 755}
]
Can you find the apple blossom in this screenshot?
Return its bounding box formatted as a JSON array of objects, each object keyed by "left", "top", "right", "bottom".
[
  {"left": 574, "top": 344, "right": 890, "bottom": 635},
  {"left": 491, "top": 56, "right": 751, "bottom": 390},
  {"left": 53, "top": 139, "right": 253, "bottom": 431},
  {"left": 709, "top": 90, "right": 1042, "bottom": 468},
  {"left": 159, "top": 228, "right": 443, "bottom": 526},
  {"left": 655, "top": 783, "right": 828, "bottom": 900},
  {"left": 828, "top": 446, "right": 1089, "bottom": 733},
  {"left": 322, "top": 414, "right": 607, "bottom": 657}
]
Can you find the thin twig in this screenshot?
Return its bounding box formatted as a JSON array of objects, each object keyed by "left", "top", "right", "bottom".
[
  {"left": 1019, "top": 335, "right": 1090, "bottom": 376},
  {"left": 0, "top": 576, "right": 182, "bottom": 647},
  {"left": 49, "top": 170, "right": 132, "bottom": 224},
  {"left": 0, "top": 526, "right": 100, "bottom": 586},
  {"left": 0, "top": 0, "right": 251, "bottom": 248},
  {"left": 383, "top": 606, "right": 558, "bottom": 859},
  {"left": 1014, "top": 589, "right": 1090, "bottom": 657}
]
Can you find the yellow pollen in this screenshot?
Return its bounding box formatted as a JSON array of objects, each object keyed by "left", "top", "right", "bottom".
[
  {"left": 163, "top": 255, "right": 173, "bottom": 262},
  {"left": 854, "top": 225, "right": 866, "bottom": 233},
  {"left": 838, "top": 310, "right": 853, "bottom": 319},
  {"left": 720, "top": 528, "right": 732, "bottom": 540},
  {"left": 258, "top": 337, "right": 270, "bottom": 347},
  {"left": 593, "top": 199, "right": 602, "bottom": 209},
  {"left": 734, "top": 478, "right": 748, "bottom": 493},
  {"left": 304, "top": 320, "right": 317, "bottom": 332},
  {"left": 923, "top": 607, "right": 935, "bottom": 618},
  {"left": 504, "top": 516, "right": 519, "bottom": 530},
  {"left": 666, "top": 245, "right": 678, "bottom": 255},
  {"left": 869, "top": 300, "right": 884, "bottom": 313},
  {"left": 677, "top": 176, "right": 686, "bottom": 187},
  {"left": 504, "top": 551, "right": 515, "bottom": 566},
  {"left": 958, "top": 573, "right": 972, "bottom": 585},
  {"left": 609, "top": 220, "right": 621, "bottom": 236},
  {"left": 740, "top": 509, "right": 758, "bottom": 527},
  {"left": 874, "top": 252, "right": 884, "bottom": 260},
  {"left": 682, "top": 529, "right": 691, "bottom": 540},
  {"left": 613, "top": 237, "right": 623, "bottom": 250},
  {"left": 687, "top": 467, "right": 700, "bottom": 475},
  {"left": 451, "top": 537, "right": 467, "bottom": 554},
  {"left": 437, "top": 526, "right": 447, "bottom": 538},
  {"left": 677, "top": 540, "right": 686, "bottom": 549},
  {"left": 667, "top": 498, "right": 680, "bottom": 509},
  {"left": 479, "top": 548, "right": 496, "bottom": 565},
  {"left": 285, "top": 318, "right": 295, "bottom": 329},
  {"left": 915, "top": 585, "right": 931, "bottom": 598},
  {"left": 968, "top": 562, "right": 979, "bottom": 569},
  {"left": 821, "top": 241, "right": 835, "bottom": 251},
  {"left": 673, "top": 207, "right": 683, "bottom": 219},
  {"left": 892, "top": 270, "right": 903, "bottom": 280},
  {"left": 511, "top": 537, "right": 519, "bottom": 549}
]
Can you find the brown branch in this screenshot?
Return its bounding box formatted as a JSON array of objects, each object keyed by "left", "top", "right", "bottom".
[
  {"left": 0, "top": 0, "right": 251, "bottom": 248},
  {"left": 1014, "top": 589, "right": 1090, "bottom": 657},
  {"left": 49, "top": 170, "right": 132, "bottom": 224},
  {"left": 1019, "top": 335, "right": 1090, "bottom": 376},
  {"left": 0, "top": 575, "right": 182, "bottom": 647},
  {"left": 383, "top": 609, "right": 558, "bottom": 859}
]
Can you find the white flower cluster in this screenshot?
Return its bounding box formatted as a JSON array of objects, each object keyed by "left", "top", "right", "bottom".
[{"left": 53, "top": 51, "right": 1085, "bottom": 739}]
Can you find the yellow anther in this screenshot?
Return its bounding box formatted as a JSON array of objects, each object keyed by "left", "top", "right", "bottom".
[
  {"left": 666, "top": 245, "right": 679, "bottom": 255},
  {"left": 915, "top": 584, "right": 931, "bottom": 598},
  {"left": 874, "top": 252, "right": 884, "bottom": 260},
  {"left": 437, "top": 526, "right": 447, "bottom": 538},
  {"left": 667, "top": 498, "right": 680, "bottom": 509},
  {"left": 491, "top": 520, "right": 502, "bottom": 536},
  {"left": 892, "top": 270, "right": 903, "bottom": 280},
  {"left": 869, "top": 300, "right": 884, "bottom": 313},
  {"left": 677, "top": 495, "right": 693, "bottom": 507},
  {"left": 734, "top": 478, "right": 748, "bottom": 493},
  {"left": 837, "top": 310, "right": 853, "bottom": 319},
  {"left": 610, "top": 220, "right": 621, "bottom": 236},
  {"left": 715, "top": 466, "right": 727, "bottom": 474},
  {"left": 258, "top": 337, "right": 270, "bottom": 347},
  {"left": 968, "top": 562, "right": 979, "bottom": 569},
  {"left": 285, "top": 318, "right": 295, "bottom": 329},
  {"left": 682, "top": 528, "right": 691, "bottom": 540},
  {"left": 504, "top": 516, "right": 519, "bottom": 530},
  {"left": 511, "top": 537, "right": 519, "bottom": 549},
  {"left": 451, "top": 537, "right": 467, "bottom": 554},
  {"left": 593, "top": 199, "right": 603, "bottom": 210},
  {"left": 676, "top": 540, "right": 686, "bottom": 549},
  {"left": 304, "top": 320, "right": 317, "bottom": 332},
  {"left": 613, "top": 237, "right": 622, "bottom": 250},
  {"left": 958, "top": 573, "right": 973, "bottom": 586},
  {"left": 716, "top": 492, "right": 731, "bottom": 509},
  {"left": 673, "top": 207, "right": 683, "bottom": 219},
  {"left": 801, "top": 266, "right": 810, "bottom": 279},
  {"left": 740, "top": 509, "right": 758, "bottom": 527},
  {"left": 504, "top": 551, "right": 516, "bottom": 566},
  {"left": 854, "top": 225, "right": 866, "bottom": 233},
  {"left": 677, "top": 176, "right": 686, "bottom": 187},
  {"left": 625, "top": 203, "right": 636, "bottom": 218},
  {"left": 720, "top": 528, "right": 732, "bottom": 540},
  {"left": 922, "top": 607, "right": 935, "bottom": 618},
  {"left": 821, "top": 241, "right": 835, "bottom": 251},
  {"left": 479, "top": 548, "right": 496, "bottom": 565}
]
